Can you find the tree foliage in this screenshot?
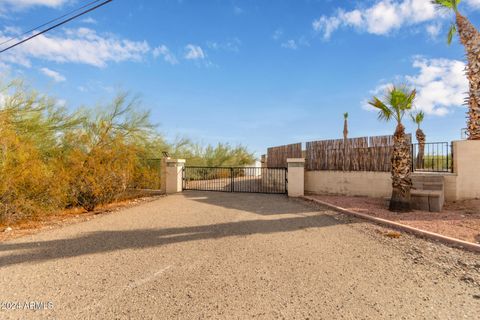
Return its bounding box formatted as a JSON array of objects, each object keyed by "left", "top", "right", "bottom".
[{"left": 0, "top": 81, "right": 254, "bottom": 222}]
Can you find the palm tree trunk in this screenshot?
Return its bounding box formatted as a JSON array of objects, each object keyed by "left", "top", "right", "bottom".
[
  {"left": 416, "top": 129, "right": 426, "bottom": 169},
  {"left": 456, "top": 12, "right": 480, "bottom": 140},
  {"left": 389, "top": 123, "right": 412, "bottom": 212},
  {"left": 343, "top": 119, "right": 348, "bottom": 171}
]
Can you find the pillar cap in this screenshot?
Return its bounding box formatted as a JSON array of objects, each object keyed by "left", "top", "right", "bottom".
[
  {"left": 166, "top": 159, "right": 186, "bottom": 164},
  {"left": 287, "top": 158, "right": 305, "bottom": 163}
]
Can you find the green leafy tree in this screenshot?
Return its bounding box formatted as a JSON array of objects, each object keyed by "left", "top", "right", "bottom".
[
  {"left": 66, "top": 93, "right": 157, "bottom": 211},
  {"left": 0, "top": 80, "right": 256, "bottom": 221},
  {"left": 0, "top": 81, "right": 82, "bottom": 221}
]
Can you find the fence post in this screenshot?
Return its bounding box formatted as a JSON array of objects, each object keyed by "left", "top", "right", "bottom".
[
  {"left": 166, "top": 159, "right": 186, "bottom": 194},
  {"left": 287, "top": 158, "right": 305, "bottom": 197}
]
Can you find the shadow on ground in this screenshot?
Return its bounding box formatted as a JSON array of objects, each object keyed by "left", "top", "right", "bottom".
[
  {"left": 0, "top": 200, "right": 346, "bottom": 268},
  {"left": 183, "top": 191, "right": 317, "bottom": 215}
]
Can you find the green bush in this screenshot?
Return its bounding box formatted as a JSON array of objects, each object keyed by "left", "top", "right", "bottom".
[{"left": 0, "top": 80, "right": 255, "bottom": 221}]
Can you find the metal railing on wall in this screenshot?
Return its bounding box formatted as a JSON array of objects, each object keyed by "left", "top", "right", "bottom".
[{"left": 411, "top": 142, "right": 453, "bottom": 173}]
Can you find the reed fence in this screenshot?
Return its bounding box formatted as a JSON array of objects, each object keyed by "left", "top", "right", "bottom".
[
  {"left": 305, "top": 135, "right": 412, "bottom": 172},
  {"left": 266, "top": 143, "right": 302, "bottom": 168}
]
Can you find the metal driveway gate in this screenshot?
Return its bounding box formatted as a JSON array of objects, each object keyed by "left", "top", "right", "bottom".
[{"left": 183, "top": 167, "right": 287, "bottom": 194}]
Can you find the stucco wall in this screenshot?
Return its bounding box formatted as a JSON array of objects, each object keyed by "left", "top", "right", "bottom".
[
  {"left": 305, "top": 171, "right": 460, "bottom": 200},
  {"left": 305, "top": 171, "right": 392, "bottom": 198},
  {"left": 453, "top": 140, "right": 480, "bottom": 200},
  {"left": 303, "top": 141, "right": 480, "bottom": 201}
]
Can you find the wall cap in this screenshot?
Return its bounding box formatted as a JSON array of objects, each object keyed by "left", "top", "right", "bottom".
[
  {"left": 412, "top": 172, "right": 457, "bottom": 177},
  {"left": 166, "top": 159, "right": 186, "bottom": 164},
  {"left": 287, "top": 158, "right": 305, "bottom": 163},
  {"left": 452, "top": 140, "right": 480, "bottom": 144}
]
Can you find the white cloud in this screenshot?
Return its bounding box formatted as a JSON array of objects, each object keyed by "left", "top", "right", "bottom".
[
  {"left": 426, "top": 23, "right": 442, "bottom": 38},
  {"left": 272, "top": 28, "right": 283, "bottom": 40},
  {"left": 207, "top": 38, "right": 241, "bottom": 52},
  {"left": 81, "top": 17, "right": 97, "bottom": 25},
  {"left": 281, "top": 39, "right": 298, "bottom": 50},
  {"left": 0, "top": 0, "right": 69, "bottom": 10},
  {"left": 365, "top": 57, "right": 468, "bottom": 116},
  {"left": 465, "top": 0, "right": 480, "bottom": 8},
  {"left": 313, "top": 0, "right": 440, "bottom": 39},
  {"left": 153, "top": 45, "right": 178, "bottom": 65},
  {"left": 0, "top": 27, "right": 150, "bottom": 68},
  {"left": 407, "top": 57, "right": 467, "bottom": 115},
  {"left": 184, "top": 44, "right": 205, "bottom": 60},
  {"left": 313, "top": 15, "right": 341, "bottom": 39},
  {"left": 39, "top": 67, "right": 65, "bottom": 82}
]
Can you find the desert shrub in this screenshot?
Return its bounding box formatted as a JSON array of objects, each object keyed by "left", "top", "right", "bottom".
[
  {"left": 64, "top": 94, "right": 156, "bottom": 211},
  {"left": 171, "top": 141, "right": 255, "bottom": 167},
  {"left": 130, "top": 159, "right": 162, "bottom": 189},
  {"left": 0, "top": 80, "right": 255, "bottom": 221},
  {"left": 0, "top": 82, "right": 161, "bottom": 218},
  {"left": 0, "top": 83, "right": 74, "bottom": 222}
]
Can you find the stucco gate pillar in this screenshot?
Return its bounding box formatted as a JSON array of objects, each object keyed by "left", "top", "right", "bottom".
[
  {"left": 165, "top": 159, "right": 186, "bottom": 194},
  {"left": 452, "top": 140, "right": 480, "bottom": 200},
  {"left": 287, "top": 158, "right": 305, "bottom": 197}
]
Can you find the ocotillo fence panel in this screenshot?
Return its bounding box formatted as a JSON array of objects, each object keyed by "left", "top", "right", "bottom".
[
  {"left": 267, "top": 143, "right": 302, "bottom": 168},
  {"left": 306, "top": 134, "right": 412, "bottom": 172}
]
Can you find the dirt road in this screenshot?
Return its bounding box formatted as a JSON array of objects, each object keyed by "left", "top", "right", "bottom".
[{"left": 0, "top": 191, "right": 478, "bottom": 319}]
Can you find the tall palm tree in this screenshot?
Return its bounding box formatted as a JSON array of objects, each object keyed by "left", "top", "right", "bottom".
[
  {"left": 411, "top": 111, "right": 426, "bottom": 169},
  {"left": 343, "top": 112, "right": 349, "bottom": 170},
  {"left": 343, "top": 112, "right": 349, "bottom": 141},
  {"left": 433, "top": 0, "right": 480, "bottom": 140},
  {"left": 369, "top": 85, "right": 416, "bottom": 212}
]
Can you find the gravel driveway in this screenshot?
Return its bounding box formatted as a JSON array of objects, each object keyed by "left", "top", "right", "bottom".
[{"left": 0, "top": 191, "right": 479, "bottom": 319}]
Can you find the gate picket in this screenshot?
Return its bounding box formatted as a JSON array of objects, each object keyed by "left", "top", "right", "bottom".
[{"left": 182, "top": 167, "right": 287, "bottom": 194}]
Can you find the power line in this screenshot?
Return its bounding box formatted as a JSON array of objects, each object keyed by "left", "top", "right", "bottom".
[
  {"left": 0, "top": 0, "right": 104, "bottom": 48},
  {"left": 0, "top": 0, "right": 113, "bottom": 54}
]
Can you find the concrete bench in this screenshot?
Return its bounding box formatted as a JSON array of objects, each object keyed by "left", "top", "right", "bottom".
[
  {"left": 411, "top": 189, "right": 444, "bottom": 212},
  {"left": 411, "top": 174, "right": 445, "bottom": 212}
]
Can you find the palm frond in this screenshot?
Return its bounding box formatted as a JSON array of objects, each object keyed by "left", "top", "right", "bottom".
[
  {"left": 447, "top": 23, "right": 457, "bottom": 45},
  {"left": 431, "top": 0, "right": 458, "bottom": 10},
  {"left": 410, "top": 111, "right": 425, "bottom": 127},
  {"left": 368, "top": 97, "right": 392, "bottom": 122},
  {"left": 343, "top": 112, "right": 348, "bottom": 119},
  {"left": 404, "top": 88, "right": 416, "bottom": 110},
  {"left": 369, "top": 85, "right": 416, "bottom": 125}
]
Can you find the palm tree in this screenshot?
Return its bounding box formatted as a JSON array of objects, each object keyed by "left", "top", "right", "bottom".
[
  {"left": 433, "top": 0, "right": 480, "bottom": 140},
  {"left": 343, "top": 112, "right": 349, "bottom": 170},
  {"left": 343, "top": 112, "right": 349, "bottom": 141},
  {"left": 411, "top": 111, "right": 426, "bottom": 169},
  {"left": 369, "top": 85, "right": 416, "bottom": 212}
]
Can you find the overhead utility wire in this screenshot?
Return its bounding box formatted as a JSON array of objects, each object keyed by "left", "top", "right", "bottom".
[
  {"left": 0, "top": 0, "right": 104, "bottom": 48},
  {"left": 0, "top": 0, "right": 113, "bottom": 54}
]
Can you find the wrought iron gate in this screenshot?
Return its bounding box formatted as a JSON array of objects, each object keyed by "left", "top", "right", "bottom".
[{"left": 182, "top": 167, "right": 287, "bottom": 194}]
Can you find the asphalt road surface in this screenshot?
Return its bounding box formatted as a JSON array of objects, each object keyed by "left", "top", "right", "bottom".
[{"left": 0, "top": 191, "right": 479, "bottom": 319}]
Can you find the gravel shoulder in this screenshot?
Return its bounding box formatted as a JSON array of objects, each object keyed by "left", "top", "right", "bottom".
[
  {"left": 0, "top": 191, "right": 478, "bottom": 319},
  {"left": 307, "top": 194, "right": 480, "bottom": 244}
]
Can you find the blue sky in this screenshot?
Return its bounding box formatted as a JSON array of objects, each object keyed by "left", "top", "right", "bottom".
[{"left": 1, "top": 0, "right": 479, "bottom": 156}]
